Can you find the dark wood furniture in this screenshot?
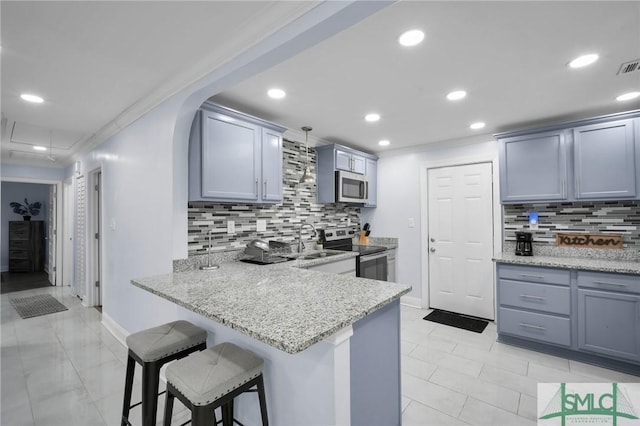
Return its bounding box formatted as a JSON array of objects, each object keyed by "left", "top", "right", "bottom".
[{"left": 8, "top": 221, "right": 45, "bottom": 272}]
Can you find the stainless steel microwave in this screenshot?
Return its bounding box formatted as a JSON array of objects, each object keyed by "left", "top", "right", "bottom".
[{"left": 336, "top": 171, "right": 368, "bottom": 203}]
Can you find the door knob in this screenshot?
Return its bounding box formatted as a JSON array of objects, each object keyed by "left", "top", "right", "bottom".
[
  {"left": 430, "top": 247, "right": 436, "bottom": 252},
  {"left": 430, "top": 237, "right": 435, "bottom": 242}
]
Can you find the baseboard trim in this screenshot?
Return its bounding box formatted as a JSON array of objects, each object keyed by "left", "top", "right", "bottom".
[
  {"left": 401, "top": 295, "right": 423, "bottom": 309},
  {"left": 101, "top": 312, "right": 128, "bottom": 347}
]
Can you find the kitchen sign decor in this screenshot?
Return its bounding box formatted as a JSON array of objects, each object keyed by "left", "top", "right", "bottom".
[{"left": 556, "top": 233, "right": 623, "bottom": 249}]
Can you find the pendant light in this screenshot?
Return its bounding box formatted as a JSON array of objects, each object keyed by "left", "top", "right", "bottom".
[{"left": 299, "top": 126, "right": 314, "bottom": 184}]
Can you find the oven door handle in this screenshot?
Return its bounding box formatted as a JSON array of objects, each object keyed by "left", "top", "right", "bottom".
[{"left": 360, "top": 252, "right": 387, "bottom": 261}]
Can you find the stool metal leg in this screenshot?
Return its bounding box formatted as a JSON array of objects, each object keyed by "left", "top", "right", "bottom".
[
  {"left": 121, "top": 354, "right": 136, "bottom": 426},
  {"left": 222, "top": 402, "right": 232, "bottom": 426},
  {"left": 192, "top": 406, "right": 210, "bottom": 426},
  {"left": 257, "top": 375, "right": 269, "bottom": 426},
  {"left": 142, "top": 361, "right": 161, "bottom": 426},
  {"left": 163, "top": 387, "right": 175, "bottom": 426}
]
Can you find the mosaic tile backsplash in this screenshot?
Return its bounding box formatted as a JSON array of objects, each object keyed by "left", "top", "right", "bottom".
[
  {"left": 188, "top": 139, "right": 361, "bottom": 255},
  {"left": 503, "top": 201, "right": 640, "bottom": 249}
]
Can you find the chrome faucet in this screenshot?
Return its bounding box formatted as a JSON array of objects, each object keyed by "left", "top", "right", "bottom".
[{"left": 297, "top": 223, "right": 317, "bottom": 253}]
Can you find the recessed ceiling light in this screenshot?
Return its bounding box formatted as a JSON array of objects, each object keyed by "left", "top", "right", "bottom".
[
  {"left": 365, "top": 113, "right": 380, "bottom": 122},
  {"left": 616, "top": 91, "right": 640, "bottom": 101},
  {"left": 398, "top": 29, "right": 424, "bottom": 47},
  {"left": 378, "top": 140, "right": 390, "bottom": 146},
  {"left": 568, "top": 54, "right": 599, "bottom": 68},
  {"left": 33, "top": 146, "right": 47, "bottom": 151},
  {"left": 446, "top": 90, "right": 467, "bottom": 101},
  {"left": 20, "top": 93, "right": 44, "bottom": 103},
  {"left": 470, "top": 122, "right": 486, "bottom": 130},
  {"left": 267, "top": 88, "right": 286, "bottom": 99}
]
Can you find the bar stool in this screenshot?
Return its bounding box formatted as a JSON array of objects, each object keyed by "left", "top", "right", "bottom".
[
  {"left": 121, "top": 320, "right": 208, "bottom": 426},
  {"left": 163, "top": 342, "right": 268, "bottom": 426}
]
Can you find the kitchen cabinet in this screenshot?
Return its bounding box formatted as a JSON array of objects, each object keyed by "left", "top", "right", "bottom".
[
  {"left": 336, "top": 149, "right": 366, "bottom": 174},
  {"left": 386, "top": 249, "right": 396, "bottom": 282},
  {"left": 189, "top": 103, "right": 286, "bottom": 203},
  {"left": 316, "top": 144, "right": 377, "bottom": 204},
  {"left": 497, "top": 264, "right": 571, "bottom": 347},
  {"left": 497, "top": 111, "right": 640, "bottom": 203},
  {"left": 496, "top": 263, "right": 640, "bottom": 369},
  {"left": 364, "top": 158, "right": 377, "bottom": 207},
  {"left": 573, "top": 119, "right": 637, "bottom": 199},
  {"left": 498, "top": 131, "right": 568, "bottom": 203},
  {"left": 8, "top": 221, "right": 45, "bottom": 272},
  {"left": 306, "top": 257, "right": 356, "bottom": 276},
  {"left": 577, "top": 271, "right": 640, "bottom": 363}
]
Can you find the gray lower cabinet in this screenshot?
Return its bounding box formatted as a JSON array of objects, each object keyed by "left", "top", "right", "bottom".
[
  {"left": 386, "top": 249, "right": 396, "bottom": 282},
  {"left": 577, "top": 271, "right": 640, "bottom": 363},
  {"left": 497, "top": 263, "right": 640, "bottom": 367},
  {"left": 189, "top": 103, "right": 286, "bottom": 203},
  {"left": 497, "top": 264, "right": 571, "bottom": 347},
  {"left": 306, "top": 257, "right": 356, "bottom": 276},
  {"left": 573, "top": 119, "right": 637, "bottom": 199}
]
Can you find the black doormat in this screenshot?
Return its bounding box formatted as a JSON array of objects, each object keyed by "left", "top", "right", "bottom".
[
  {"left": 423, "top": 309, "right": 489, "bottom": 333},
  {"left": 9, "top": 294, "right": 68, "bottom": 319}
]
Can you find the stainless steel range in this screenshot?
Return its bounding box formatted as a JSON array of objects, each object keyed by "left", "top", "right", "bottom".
[{"left": 320, "top": 226, "right": 388, "bottom": 281}]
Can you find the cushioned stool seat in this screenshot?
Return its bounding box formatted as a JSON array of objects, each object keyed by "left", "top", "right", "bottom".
[
  {"left": 121, "top": 320, "right": 207, "bottom": 426},
  {"left": 164, "top": 342, "right": 268, "bottom": 426}
]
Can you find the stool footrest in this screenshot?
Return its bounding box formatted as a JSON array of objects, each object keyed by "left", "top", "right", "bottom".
[{"left": 129, "top": 390, "right": 167, "bottom": 410}]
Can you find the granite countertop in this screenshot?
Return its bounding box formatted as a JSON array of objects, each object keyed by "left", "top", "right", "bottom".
[
  {"left": 493, "top": 252, "right": 640, "bottom": 275},
  {"left": 132, "top": 256, "right": 411, "bottom": 354}
]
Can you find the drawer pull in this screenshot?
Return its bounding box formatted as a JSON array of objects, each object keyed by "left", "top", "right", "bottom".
[
  {"left": 520, "top": 294, "right": 546, "bottom": 301},
  {"left": 519, "top": 322, "right": 546, "bottom": 331},
  {"left": 518, "top": 274, "right": 545, "bottom": 280},
  {"left": 592, "top": 280, "right": 627, "bottom": 288}
]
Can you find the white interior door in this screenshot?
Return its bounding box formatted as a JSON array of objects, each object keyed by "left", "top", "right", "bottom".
[
  {"left": 63, "top": 178, "right": 74, "bottom": 288},
  {"left": 47, "top": 184, "right": 57, "bottom": 285},
  {"left": 428, "top": 163, "right": 494, "bottom": 320},
  {"left": 75, "top": 175, "right": 86, "bottom": 300}
]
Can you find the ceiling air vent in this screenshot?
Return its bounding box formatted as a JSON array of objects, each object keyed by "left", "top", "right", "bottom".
[{"left": 617, "top": 59, "right": 640, "bottom": 75}]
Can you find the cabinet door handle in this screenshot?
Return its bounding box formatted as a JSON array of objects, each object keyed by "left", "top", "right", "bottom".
[
  {"left": 264, "top": 180, "right": 267, "bottom": 195},
  {"left": 592, "top": 280, "right": 626, "bottom": 288},
  {"left": 255, "top": 179, "right": 258, "bottom": 197},
  {"left": 575, "top": 178, "right": 580, "bottom": 197},
  {"left": 520, "top": 294, "right": 546, "bottom": 301},
  {"left": 561, "top": 179, "right": 566, "bottom": 197},
  {"left": 518, "top": 274, "right": 545, "bottom": 280},
  {"left": 519, "top": 322, "right": 546, "bottom": 331}
]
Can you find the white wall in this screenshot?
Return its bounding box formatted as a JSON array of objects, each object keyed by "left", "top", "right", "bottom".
[
  {"left": 1, "top": 182, "right": 50, "bottom": 271},
  {"left": 361, "top": 135, "right": 499, "bottom": 303},
  {"left": 1, "top": 163, "right": 65, "bottom": 181}
]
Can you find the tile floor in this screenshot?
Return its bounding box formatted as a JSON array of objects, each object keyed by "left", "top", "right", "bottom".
[{"left": 1, "top": 286, "right": 638, "bottom": 425}]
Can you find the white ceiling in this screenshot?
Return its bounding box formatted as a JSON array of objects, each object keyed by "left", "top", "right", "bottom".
[
  {"left": 214, "top": 1, "right": 640, "bottom": 153},
  {"left": 2, "top": 1, "right": 640, "bottom": 167},
  {"left": 0, "top": 0, "right": 319, "bottom": 167}
]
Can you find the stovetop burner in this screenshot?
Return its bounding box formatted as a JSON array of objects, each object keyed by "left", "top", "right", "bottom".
[{"left": 319, "top": 227, "right": 386, "bottom": 256}]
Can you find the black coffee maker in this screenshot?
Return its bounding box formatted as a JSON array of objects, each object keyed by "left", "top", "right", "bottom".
[{"left": 515, "top": 232, "right": 533, "bottom": 256}]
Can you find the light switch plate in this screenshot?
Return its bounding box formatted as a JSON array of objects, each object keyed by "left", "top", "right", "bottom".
[
  {"left": 408, "top": 218, "right": 415, "bottom": 228},
  {"left": 256, "top": 219, "right": 266, "bottom": 232},
  {"left": 227, "top": 220, "right": 235, "bottom": 234}
]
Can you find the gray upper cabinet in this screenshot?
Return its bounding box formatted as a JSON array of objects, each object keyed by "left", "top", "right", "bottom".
[
  {"left": 189, "top": 103, "right": 286, "bottom": 203},
  {"left": 336, "top": 149, "right": 366, "bottom": 174},
  {"left": 316, "top": 144, "right": 377, "bottom": 204},
  {"left": 364, "top": 157, "right": 377, "bottom": 207},
  {"left": 499, "top": 131, "right": 568, "bottom": 203},
  {"left": 573, "top": 119, "right": 636, "bottom": 199},
  {"left": 497, "top": 111, "right": 640, "bottom": 204}
]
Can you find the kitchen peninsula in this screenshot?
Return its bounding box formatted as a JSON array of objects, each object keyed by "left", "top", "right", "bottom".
[{"left": 132, "top": 254, "right": 411, "bottom": 426}]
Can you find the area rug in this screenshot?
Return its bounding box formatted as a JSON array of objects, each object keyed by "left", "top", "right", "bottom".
[
  {"left": 423, "top": 309, "right": 489, "bottom": 333},
  {"left": 9, "top": 294, "right": 68, "bottom": 319}
]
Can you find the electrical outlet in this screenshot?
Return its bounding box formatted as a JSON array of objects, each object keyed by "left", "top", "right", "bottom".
[
  {"left": 227, "top": 220, "right": 235, "bottom": 234},
  {"left": 256, "top": 219, "right": 266, "bottom": 232},
  {"left": 408, "top": 218, "right": 415, "bottom": 228}
]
